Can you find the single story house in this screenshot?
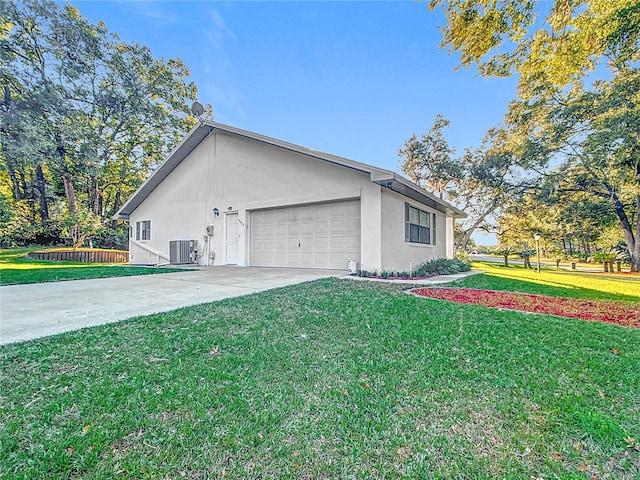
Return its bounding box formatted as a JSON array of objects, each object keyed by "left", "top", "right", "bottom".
[{"left": 115, "top": 122, "right": 465, "bottom": 271}]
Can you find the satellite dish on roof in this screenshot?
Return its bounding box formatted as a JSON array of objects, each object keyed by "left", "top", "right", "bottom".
[{"left": 191, "top": 101, "right": 204, "bottom": 117}]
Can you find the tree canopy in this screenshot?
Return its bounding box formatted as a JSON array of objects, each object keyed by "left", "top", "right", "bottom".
[
  {"left": 399, "top": 117, "right": 529, "bottom": 252},
  {"left": 424, "top": 0, "right": 640, "bottom": 270},
  {"left": 0, "top": 0, "right": 201, "bottom": 247}
]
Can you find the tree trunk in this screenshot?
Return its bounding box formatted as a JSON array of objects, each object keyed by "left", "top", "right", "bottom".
[
  {"left": 34, "top": 164, "right": 49, "bottom": 221},
  {"left": 608, "top": 192, "right": 638, "bottom": 272},
  {"left": 5, "top": 158, "right": 23, "bottom": 201},
  {"left": 503, "top": 255, "right": 509, "bottom": 267},
  {"left": 89, "top": 177, "right": 102, "bottom": 216},
  {"left": 111, "top": 190, "right": 121, "bottom": 229},
  {"left": 62, "top": 173, "right": 77, "bottom": 213}
]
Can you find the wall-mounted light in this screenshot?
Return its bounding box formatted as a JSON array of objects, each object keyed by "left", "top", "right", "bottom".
[
  {"left": 227, "top": 206, "right": 233, "bottom": 211},
  {"left": 212, "top": 208, "right": 219, "bottom": 217}
]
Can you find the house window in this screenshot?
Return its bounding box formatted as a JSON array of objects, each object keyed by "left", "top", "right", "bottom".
[
  {"left": 405, "top": 204, "right": 431, "bottom": 245},
  {"left": 136, "top": 220, "right": 151, "bottom": 241}
]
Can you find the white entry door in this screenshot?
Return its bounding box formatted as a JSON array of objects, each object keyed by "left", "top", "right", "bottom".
[
  {"left": 225, "top": 213, "right": 238, "bottom": 264},
  {"left": 250, "top": 200, "right": 360, "bottom": 269}
]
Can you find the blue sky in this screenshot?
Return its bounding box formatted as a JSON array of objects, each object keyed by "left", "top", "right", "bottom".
[{"left": 72, "top": 1, "right": 519, "bottom": 244}]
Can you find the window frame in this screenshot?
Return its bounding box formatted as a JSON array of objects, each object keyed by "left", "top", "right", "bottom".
[
  {"left": 405, "top": 203, "right": 432, "bottom": 245},
  {"left": 135, "top": 220, "right": 151, "bottom": 241}
]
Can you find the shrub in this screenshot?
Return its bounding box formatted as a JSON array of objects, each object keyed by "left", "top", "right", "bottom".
[
  {"left": 353, "top": 270, "right": 411, "bottom": 278},
  {"left": 414, "top": 257, "right": 470, "bottom": 276}
]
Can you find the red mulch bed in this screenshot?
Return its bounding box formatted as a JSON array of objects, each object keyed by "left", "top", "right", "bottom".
[{"left": 410, "top": 287, "right": 640, "bottom": 328}]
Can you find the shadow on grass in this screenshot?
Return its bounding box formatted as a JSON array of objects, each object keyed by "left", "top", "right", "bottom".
[
  {"left": 1, "top": 265, "right": 188, "bottom": 286},
  {"left": 460, "top": 264, "right": 640, "bottom": 303}
]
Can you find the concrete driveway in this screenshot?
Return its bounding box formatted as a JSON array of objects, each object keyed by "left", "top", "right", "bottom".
[{"left": 0, "top": 267, "right": 342, "bottom": 345}]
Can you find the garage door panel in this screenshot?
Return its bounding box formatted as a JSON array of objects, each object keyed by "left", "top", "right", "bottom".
[
  {"left": 300, "top": 206, "right": 315, "bottom": 221},
  {"left": 343, "top": 201, "right": 360, "bottom": 216},
  {"left": 315, "top": 204, "right": 330, "bottom": 219},
  {"left": 301, "top": 221, "right": 314, "bottom": 235},
  {"left": 329, "top": 220, "right": 346, "bottom": 234},
  {"left": 287, "top": 223, "right": 300, "bottom": 236},
  {"left": 344, "top": 236, "right": 360, "bottom": 250},
  {"left": 315, "top": 221, "right": 329, "bottom": 235},
  {"left": 250, "top": 199, "right": 360, "bottom": 269},
  {"left": 275, "top": 224, "right": 288, "bottom": 237}
]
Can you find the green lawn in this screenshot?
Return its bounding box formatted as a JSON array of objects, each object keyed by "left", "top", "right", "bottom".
[
  {"left": 1, "top": 273, "right": 638, "bottom": 479},
  {"left": 464, "top": 260, "right": 640, "bottom": 302},
  {"left": 0, "top": 248, "right": 185, "bottom": 285}
]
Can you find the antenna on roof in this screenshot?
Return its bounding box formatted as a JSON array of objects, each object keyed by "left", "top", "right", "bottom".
[{"left": 191, "top": 101, "right": 205, "bottom": 126}]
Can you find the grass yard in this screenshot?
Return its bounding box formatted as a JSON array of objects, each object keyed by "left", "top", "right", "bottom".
[
  {"left": 464, "top": 260, "right": 640, "bottom": 302},
  {"left": 1, "top": 271, "right": 639, "bottom": 479},
  {"left": 0, "top": 248, "right": 185, "bottom": 285}
]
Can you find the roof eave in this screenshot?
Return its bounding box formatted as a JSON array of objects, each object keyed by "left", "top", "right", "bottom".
[
  {"left": 114, "top": 120, "right": 467, "bottom": 220},
  {"left": 371, "top": 172, "right": 466, "bottom": 218},
  {"left": 114, "top": 123, "right": 215, "bottom": 219}
]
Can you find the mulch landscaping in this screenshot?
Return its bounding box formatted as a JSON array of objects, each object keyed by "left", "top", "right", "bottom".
[{"left": 410, "top": 287, "right": 640, "bottom": 328}]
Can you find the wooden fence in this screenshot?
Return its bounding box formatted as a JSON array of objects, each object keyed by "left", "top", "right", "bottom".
[{"left": 28, "top": 250, "right": 128, "bottom": 263}]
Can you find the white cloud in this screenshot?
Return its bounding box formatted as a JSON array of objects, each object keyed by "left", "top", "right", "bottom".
[
  {"left": 200, "top": 56, "right": 246, "bottom": 121},
  {"left": 201, "top": 8, "right": 236, "bottom": 49},
  {"left": 119, "top": 1, "right": 180, "bottom": 26}
]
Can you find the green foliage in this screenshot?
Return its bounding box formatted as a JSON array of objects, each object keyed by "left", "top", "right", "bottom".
[
  {"left": 493, "top": 246, "right": 515, "bottom": 267},
  {"left": 592, "top": 250, "right": 619, "bottom": 263},
  {"left": 58, "top": 208, "right": 104, "bottom": 249},
  {"left": 427, "top": 0, "right": 640, "bottom": 98},
  {"left": 454, "top": 249, "right": 471, "bottom": 264},
  {"left": 425, "top": 0, "right": 640, "bottom": 270},
  {"left": 0, "top": 0, "right": 202, "bottom": 245},
  {"left": 353, "top": 269, "right": 411, "bottom": 278},
  {"left": 399, "top": 118, "right": 527, "bottom": 252},
  {"left": 0, "top": 199, "right": 53, "bottom": 247},
  {"left": 414, "top": 256, "right": 470, "bottom": 276}
]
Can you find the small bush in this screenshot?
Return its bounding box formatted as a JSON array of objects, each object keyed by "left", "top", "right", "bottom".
[
  {"left": 414, "top": 257, "right": 471, "bottom": 276},
  {"left": 353, "top": 269, "right": 412, "bottom": 278}
]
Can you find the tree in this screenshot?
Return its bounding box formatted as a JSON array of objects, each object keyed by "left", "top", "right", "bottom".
[
  {"left": 426, "top": 0, "right": 640, "bottom": 270},
  {"left": 506, "top": 68, "right": 640, "bottom": 269},
  {"left": 399, "top": 117, "right": 527, "bottom": 252},
  {"left": 1, "top": 0, "right": 199, "bottom": 245},
  {"left": 426, "top": 0, "right": 640, "bottom": 99}
]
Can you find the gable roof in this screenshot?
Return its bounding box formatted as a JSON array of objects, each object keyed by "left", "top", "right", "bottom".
[{"left": 114, "top": 121, "right": 466, "bottom": 219}]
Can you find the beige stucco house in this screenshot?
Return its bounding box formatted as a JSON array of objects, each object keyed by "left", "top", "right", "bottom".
[{"left": 115, "top": 122, "right": 465, "bottom": 271}]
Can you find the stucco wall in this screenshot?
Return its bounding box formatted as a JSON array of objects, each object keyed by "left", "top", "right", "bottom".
[
  {"left": 129, "top": 131, "right": 379, "bottom": 267},
  {"left": 379, "top": 189, "right": 447, "bottom": 272}
]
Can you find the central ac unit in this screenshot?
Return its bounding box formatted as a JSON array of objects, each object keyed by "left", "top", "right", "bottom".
[{"left": 169, "top": 240, "right": 198, "bottom": 264}]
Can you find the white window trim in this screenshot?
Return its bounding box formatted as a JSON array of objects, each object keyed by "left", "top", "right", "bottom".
[
  {"left": 405, "top": 203, "right": 436, "bottom": 246},
  {"left": 135, "top": 220, "right": 151, "bottom": 241}
]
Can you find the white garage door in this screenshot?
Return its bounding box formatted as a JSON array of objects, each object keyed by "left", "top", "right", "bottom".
[{"left": 250, "top": 200, "right": 361, "bottom": 269}]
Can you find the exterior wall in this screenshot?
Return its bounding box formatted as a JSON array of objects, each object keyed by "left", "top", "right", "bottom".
[
  {"left": 379, "top": 189, "right": 447, "bottom": 272},
  {"left": 128, "top": 130, "right": 380, "bottom": 267}
]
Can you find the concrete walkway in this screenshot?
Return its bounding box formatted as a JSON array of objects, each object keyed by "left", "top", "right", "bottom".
[{"left": 0, "top": 267, "right": 342, "bottom": 345}]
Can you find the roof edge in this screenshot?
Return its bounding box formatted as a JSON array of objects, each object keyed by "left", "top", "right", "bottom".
[{"left": 115, "top": 121, "right": 467, "bottom": 219}]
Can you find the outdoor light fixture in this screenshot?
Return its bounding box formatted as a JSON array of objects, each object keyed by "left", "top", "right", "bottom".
[
  {"left": 212, "top": 208, "right": 219, "bottom": 217},
  {"left": 534, "top": 232, "right": 541, "bottom": 273},
  {"left": 227, "top": 206, "right": 233, "bottom": 211}
]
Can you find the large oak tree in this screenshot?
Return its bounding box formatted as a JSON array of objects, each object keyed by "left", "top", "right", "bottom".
[
  {"left": 1, "top": 0, "right": 199, "bottom": 246},
  {"left": 427, "top": 0, "right": 640, "bottom": 270}
]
